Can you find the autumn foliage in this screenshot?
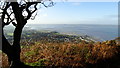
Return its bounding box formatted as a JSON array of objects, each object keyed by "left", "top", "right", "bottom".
[{"left": 1, "top": 39, "right": 120, "bottom": 68}]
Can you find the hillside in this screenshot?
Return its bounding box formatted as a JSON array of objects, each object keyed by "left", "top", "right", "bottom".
[{"left": 1, "top": 29, "right": 120, "bottom": 68}]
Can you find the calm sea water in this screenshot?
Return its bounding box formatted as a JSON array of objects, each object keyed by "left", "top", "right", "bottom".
[{"left": 26, "top": 24, "right": 118, "bottom": 41}]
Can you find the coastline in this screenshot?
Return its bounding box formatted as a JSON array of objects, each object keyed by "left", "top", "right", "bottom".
[
  {"left": 5, "top": 29, "right": 98, "bottom": 44},
  {"left": 4, "top": 24, "right": 118, "bottom": 41}
]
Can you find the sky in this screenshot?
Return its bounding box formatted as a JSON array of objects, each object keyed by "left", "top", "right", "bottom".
[{"left": 28, "top": 2, "right": 118, "bottom": 25}]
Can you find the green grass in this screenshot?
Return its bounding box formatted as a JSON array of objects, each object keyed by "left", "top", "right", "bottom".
[
  {"left": 7, "top": 33, "right": 13, "bottom": 36},
  {"left": 25, "top": 59, "right": 48, "bottom": 66}
]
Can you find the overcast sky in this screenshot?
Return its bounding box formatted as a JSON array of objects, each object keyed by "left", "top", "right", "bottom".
[{"left": 27, "top": 2, "right": 118, "bottom": 25}]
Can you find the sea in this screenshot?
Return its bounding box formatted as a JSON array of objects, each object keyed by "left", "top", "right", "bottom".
[{"left": 25, "top": 24, "right": 118, "bottom": 41}]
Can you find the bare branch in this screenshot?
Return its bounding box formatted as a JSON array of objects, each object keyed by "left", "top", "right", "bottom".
[
  {"left": 25, "top": 2, "right": 38, "bottom": 20},
  {"left": 2, "top": 2, "right": 11, "bottom": 27},
  {"left": 31, "top": 12, "right": 37, "bottom": 20},
  {"left": 42, "top": 0, "right": 55, "bottom": 8},
  {"left": 31, "top": 3, "right": 37, "bottom": 14},
  {"left": 12, "top": 22, "right": 17, "bottom": 26}
]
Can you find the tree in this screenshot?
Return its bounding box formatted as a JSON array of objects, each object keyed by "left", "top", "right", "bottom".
[{"left": 0, "top": 0, "right": 54, "bottom": 67}]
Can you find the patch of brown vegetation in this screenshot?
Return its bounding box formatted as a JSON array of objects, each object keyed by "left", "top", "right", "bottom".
[{"left": 1, "top": 40, "right": 120, "bottom": 68}]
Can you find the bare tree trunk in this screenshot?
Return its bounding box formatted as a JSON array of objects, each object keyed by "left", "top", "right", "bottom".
[
  {"left": 2, "top": 2, "right": 27, "bottom": 67},
  {"left": 2, "top": 20, "right": 25, "bottom": 68},
  {"left": 11, "top": 27, "right": 23, "bottom": 66},
  {"left": 2, "top": 1, "right": 40, "bottom": 67},
  {"left": 10, "top": 2, "right": 26, "bottom": 67},
  {"left": 2, "top": 30, "right": 13, "bottom": 65}
]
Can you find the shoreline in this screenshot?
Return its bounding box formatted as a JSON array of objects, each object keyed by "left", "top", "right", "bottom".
[
  {"left": 4, "top": 27, "right": 118, "bottom": 44},
  {"left": 5, "top": 29, "right": 101, "bottom": 44},
  {"left": 4, "top": 24, "right": 117, "bottom": 41}
]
